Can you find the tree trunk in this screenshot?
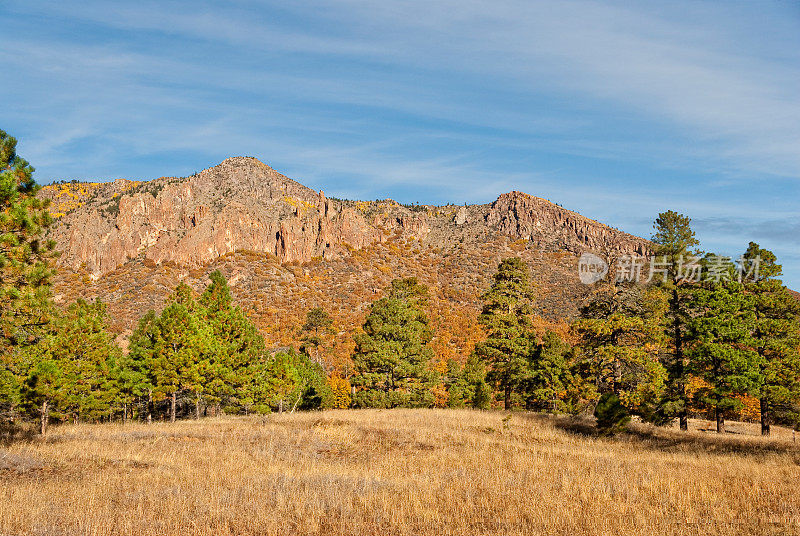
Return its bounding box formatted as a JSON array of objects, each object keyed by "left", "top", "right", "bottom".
[
  {"left": 673, "top": 289, "right": 689, "bottom": 432},
  {"left": 504, "top": 386, "right": 511, "bottom": 410},
  {"left": 40, "top": 400, "right": 49, "bottom": 435},
  {"left": 760, "top": 397, "right": 771, "bottom": 436},
  {"left": 716, "top": 407, "right": 725, "bottom": 434},
  {"left": 195, "top": 394, "right": 201, "bottom": 420},
  {"left": 679, "top": 415, "right": 688, "bottom": 431},
  {"left": 170, "top": 392, "right": 177, "bottom": 423}
]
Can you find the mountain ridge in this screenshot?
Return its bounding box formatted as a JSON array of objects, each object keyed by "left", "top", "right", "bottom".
[
  {"left": 41, "top": 157, "right": 650, "bottom": 276},
  {"left": 40, "top": 157, "right": 651, "bottom": 366}
]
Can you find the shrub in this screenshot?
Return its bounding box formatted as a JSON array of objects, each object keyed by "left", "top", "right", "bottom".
[
  {"left": 472, "top": 381, "right": 493, "bottom": 410},
  {"left": 594, "top": 393, "right": 631, "bottom": 435}
]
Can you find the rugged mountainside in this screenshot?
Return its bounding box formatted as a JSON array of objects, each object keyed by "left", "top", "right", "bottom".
[
  {"left": 41, "top": 157, "right": 650, "bottom": 369},
  {"left": 44, "top": 157, "right": 647, "bottom": 276}
]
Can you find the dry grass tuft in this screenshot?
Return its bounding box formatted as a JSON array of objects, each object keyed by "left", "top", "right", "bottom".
[{"left": 1, "top": 410, "right": 798, "bottom": 535}]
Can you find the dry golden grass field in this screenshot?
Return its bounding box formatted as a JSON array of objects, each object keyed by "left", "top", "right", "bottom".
[{"left": 1, "top": 409, "right": 799, "bottom": 536}]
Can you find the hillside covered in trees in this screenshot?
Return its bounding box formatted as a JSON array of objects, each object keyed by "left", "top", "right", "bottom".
[{"left": 2, "top": 128, "right": 800, "bottom": 438}]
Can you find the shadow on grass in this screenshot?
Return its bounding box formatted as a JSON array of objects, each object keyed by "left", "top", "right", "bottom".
[
  {"left": 0, "top": 420, "right": 38, "bottom": 447},
  {"left": 521, "top": 413, "right": 800, "bottom": 459},
  {"left": 621, "top": 423, "right": 800, "bottom": 458},
  {"left": 520, "top": 413, "right": 598, "bottom": 437}
]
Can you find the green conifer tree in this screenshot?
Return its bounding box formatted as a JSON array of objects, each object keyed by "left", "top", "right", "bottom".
[
  {"left": 21, "top": 299, "right": 120, "bottom": 432},
  {"left": 575, "top": 286, "right": 667, "bottom": 420},
  {"left": 351, "top": 277, "right": 436, "bottom": 408},
  {"left": 525, "top": 330, "right": 573, "bottom": 413},
  {"left": 198, "top": 271, "right": 266, "bottom": 413},
  {"left": 20, "top": 356, "right": 61, "bottom": 434},
  {"left": 442, "top": 354, "right": 489, "bottom": 408},
  {"left": 687, "top": 273, "right": 762, "bottom": 434},
  {"left": 651, "top": 210, "right": 701, "bottom": 430},
  {"left": 742, "top": 243, "right": 800, "bottom": 435},
  {"left": 594, "top": 392, "right": 631, "bottom": 435},
  {"left": 475, "top": 258, "right": 535, "bottom": 409},
  {"left": 149, "top": 286, "right": 215, "bottom": 422},
  {"left": 120, "top": 310, "right": 159, "bottom": 422},
  {"left": 56, "top": 299, "right": 120, "bottom": 423},
  {"left": 0, "top": 130, "right": 56, "bottom": 422}
]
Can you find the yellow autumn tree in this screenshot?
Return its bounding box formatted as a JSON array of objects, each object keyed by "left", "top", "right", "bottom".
[{"left": 327, "top": 376, "right": 352, "bottom": 409}]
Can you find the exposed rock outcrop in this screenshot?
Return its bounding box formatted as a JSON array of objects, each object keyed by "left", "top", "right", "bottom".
[
  {"left": 485, "top": 191, "right": 648, "bottom": 256},
  {"left": 42, "top": 157, "right": 649, "bottom": 277}
]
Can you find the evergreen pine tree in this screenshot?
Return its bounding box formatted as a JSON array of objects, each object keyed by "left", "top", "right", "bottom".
[
  {"left": 594, "top": 392, "right": 631, "bottom": 435},
  {"left": 442, "top": 354, "right": 489, "bottom": 408},
  {"left": 199, "top": 271, "right": 266, "bottom": 413},
  {"left": 56, "top": 299, "right": 120, "bottom": 423},
  {"left": 21, "top": 299, "right": 120, "bottom": 432},
  {"left": 121, "top": 310, "right": 159, "bottom": 422},
  {"left": 742, "top": 243, "right": 800, "bottom": 435},
  {"left": 475, "top": 258, "right": 534, "bottom": 409},
  {"left": 351, "top": 277, "right": 437, "bottom": 408},
  {"left": 149, "top": 285, "right": 216, "bottom": 422},
  {"left": 525, "top": 330, "right": 573, "bottom": 413},
  {"left": 472, "top": 379, "right": 493, "bottom": 410},
  {"left": 687, "top": 272, "right": 762, "bottom": 434},
  {"left": 575, "top": 286, "right": 667, "bottom": 420},
  {"left": 20, "top": 356, "right": 61, "bottom": 435},
  {"left": 651, "top": 210, "right": 701, "bottom": 430},
  {"left": 0, "top": 130, "right": 56, "bottom": 423}
]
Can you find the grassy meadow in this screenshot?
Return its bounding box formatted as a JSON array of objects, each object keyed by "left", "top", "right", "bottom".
[{"left": 1, "top": 409, "right": 799, "bottom": 536}]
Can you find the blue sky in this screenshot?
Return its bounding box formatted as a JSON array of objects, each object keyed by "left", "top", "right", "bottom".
[{"left": 2, "top": 0, "right": 799, "bottom": 287}]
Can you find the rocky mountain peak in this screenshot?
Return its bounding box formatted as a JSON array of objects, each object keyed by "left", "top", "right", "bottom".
[
  {"left": 177, "top": 156, "right": 318, "bottom": 205},
  {"left": 487, "top": 190, "right": 648, "bottom": 257},
  {"left": 41, "top": 159, "right": 649, "bottom": 277}
]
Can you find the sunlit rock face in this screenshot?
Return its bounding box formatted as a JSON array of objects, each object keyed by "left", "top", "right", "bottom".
[{"left": 43, "top": 158, "right": 648, "bottom": 278}]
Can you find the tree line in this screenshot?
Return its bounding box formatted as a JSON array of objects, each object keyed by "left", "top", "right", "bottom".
[
  {"left": 1, "top": 130, "right": 331, "bottom": 434},
  {"left": 2, "top": 128, "right": 799, "bottom": 436},
  {"left": 465, "top": 213, "right": 800, "bottom": 435},
  {"left": 8, "top": 269, "right": 331, "bottom": 433}
]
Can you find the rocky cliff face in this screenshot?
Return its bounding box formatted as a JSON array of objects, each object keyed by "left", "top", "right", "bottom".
[
  {"left": 43, "top": 157, "right": 648, "bottom": 277},
  {"left": 485, "top": 191, "right": 648, "bottom": 256}
]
